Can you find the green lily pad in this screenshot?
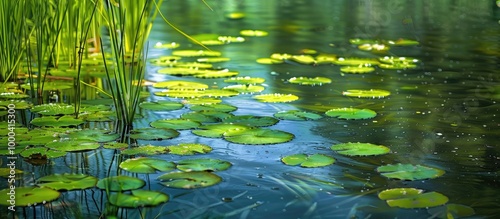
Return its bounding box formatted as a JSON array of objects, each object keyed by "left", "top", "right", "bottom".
[
  {"left": 288, "top": 77, "right": 332, "bottom": 86},
  {"left": 21, "top": 82, "right": 72, "bottom": 91},
  {"left": 342, "top": 89, "right": 391, "bottom": 98},
  {"left": 154, "top": 89, "right": 205, "bottom": 98},
  {"left": 181, "top": 111, "right": 229, "bottom": 123},
  {"left": 0, "top": 168, "right": 23, "bottom": 177},
  {"left": 176, "top": 158, "right": 232, "bottom": 172},
  {"left": 202, "top": 89, "right": 240, "bottom": 97},
  {"left": 129, "top": 128, "right": 179, "bottom": 140},
  {"left": 156, "top": 67, "right": 202, "bottom": 76},
  {"left": 192, "top": 123, "right": 252, "bottom": 138},
  {"left": 281, "top": 154, "right": 335, "bottom": 168},
  {"left": 333, "top": 57, "right": 380, "bottom": 66},
  {"left": 31, "top": 103, "right": 74, "bottom": 115},
  {"left": 139, "top": 101, "right": 184, "bottom": 111},
  {"left": 121, "top": 145, "right": 169, "bottom": 156},
  {"left": 0, "top": 93, "right": 29, "bottom": 99},
  {"left": 273, "top": 110, "right": 322, "bottom": 121},
  {"left": 427, "top": 204, "right": 475, "bottom": 219},
  {"left": 66, "top": 129, "right": 119, "bottom": 142},
  {"left": 197, "top": 57, "right": 231, "bottom": 63},
  {"left": 389, "top": 39, "right": 419, "bottom": 46},
  {"left": 222, "top": 115, "right": 279, "bottom": 127},
  {"left": 37, "top": 174, "right": 97, "bottom": 191},
  {"left": 153, "top": 80, "right": 208, "bottom": 90},
  {"left": 194, "top": 69, "right": 239, "bottom": 78},
  {"left": 378, "top": 63, "right": 417, "bottom": 69},
  {"left": 240, "top": 29, "right": 268, "bottom": 37},
  {"left": 109, "top": 190, "right": 169, "bottom": 208},
  {"left": 376, "top": 163, "right": 445, "bottom": 180},
  {"left": 0, "top": 187, "right": 60, "bottom": 206},
  {"left": 157, "top": 171, "right": 222, "bottom": 189},
  {"left": 253, "top": 93, "right": 299, "bottom": 103},
  {"left": 340, "top": 66, "right": 375, "bottom": 74},
  {"left": 31, "top": 115, "right": 84, "bottom": 127},
  {"left": 172, "top": 50, "right": 222, "bottom": 57},
  {"left": 0, "top": 100, "right": 32, "bottom": 110},
  {"left": 290, "top": 55, "right": 316, "bottom": 65},
  {"left": 20, "top": 147, "right": 67, "bottom": 158},
  {"left": 190, "top": 103, "right": 237, "bottom": 112},
  {"left": 119, "top": 157, "right": 176, "bottom": 174},
  {"left": 331, "top": 142, "right": 390, "bottom": 156},
  {"left": 379, "top": 56, "right": 419, "bottom": 65},
  {"left": 45, "top": 140, "right": 100, "bottom": 152},
  {"left": 81, "top": 111, "right": 115, "bottom": 122},
  {"left": 223, "top": 128, "right": 294, "bottom": 145},
  {"left": 96, "top": 176, "right": 145, "bottom": 191},
  {"left": 325, "top": 108, "right": 377, "bottom": 120},
  {"left": 223, "top": 84, "right": 265, "bottom": 93},
  {"left": 183, "top": 97, "right": 223, "bottom": 105},
  {"left": 224, "top": 76, "right": 265, "bottom": 84},
  {"left": 150, "top": 119, "right": 201, "bottom": 130},
  {"left": 103, "top": 142, "right": 129, "bottom": 150},
  {"left": 256, "top": 58, "right": 284, "bottom": 64},
  {"left": 358, "top": 43, "right": 390, "bottom": 52},
  {"left": 378, "top": 188, "right": 449, "bottom": 208},
  {"left": 166, "top": 143, "right": 213, "bottom": 155}
]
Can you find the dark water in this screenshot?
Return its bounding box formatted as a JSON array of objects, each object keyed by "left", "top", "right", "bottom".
[
  {"left": 143, "top": 0, "right": 500, "bottom": 218},
  {"left": 2, "top": 0, "right": 498, "bottom": 219}
]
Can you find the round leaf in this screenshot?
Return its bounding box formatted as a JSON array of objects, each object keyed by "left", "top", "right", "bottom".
[
  {"left": 37, "top": 174, "right": 97, "bottom": 191},
  {"left": 0, "top": 187, "right": 60, "bottom": 206},
  {"left": 222, "top": 115, "right": 279, "bottom": 127},
  {"left": 273, "top": 110, "right": 322, "bottom": 121},
  {"left": 331, "top": 142, "right": 390, "bottom": 156},
  {"left": 109, "top": 190, "right": 169, "bottom": 208},
  {"left": 139, "top": 101, "right": 184, "bottom": 111},
  {"left": 376, "top": 163, "right": 445, "bottom": 180},
  {"left": 119, "top": 157, "right": 175, "bottom": 174},
  {"left": 223, "top": 128, "right": 294, "bottom": 145},
  {"left": 96, "top": 176, "right": 145, "bottom": 191},
  {"left": 150, "top": 119, "right": 201, "bottom": 130},
  {"left": 157, "top": 171, "right": 222, "bottom": 189},
  {"left": 121, "top": 145, "right": 169, "bottom": 156},
  {"left": 253, "top": 93, "right": 299, "bottom": 103},
  {"left": 166, "top": 143, "right": 212, "bottom": 155},
  {"left": 45, "top": 140, "right": 100, "bottom": 152},
  {"left": 342, "top": 89, "right": 391, "bottom": 98},
  {"left": 378, "top": 188, "right": 449, "bottom": 208},
  {"left": 325, "top": 108, "right": 377, "bottom": 120},
  {"left": 129, "top": 128, "right": 179, "bottom": 140},
  {"left": 176, "top": 158, "right": 232, "bottom": 172},
  {"left": 281, "top": 154, "right": 335, "bottom": 168},
  {"left": 288, "top": 77, "right": 331, "bottom": 86}
]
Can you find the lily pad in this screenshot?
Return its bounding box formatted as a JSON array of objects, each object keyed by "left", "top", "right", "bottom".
[
  {"left": 288, "top": 77, "right": 331, "bottom": 86},
  {"left": 256, "top": 58, "right": 284, "bottom": 64},
  {"left": 139, "top": 101, "right": 184, "bottom": 111},
  {"left": 281, "top": 154, "right": 335, "bottom": 168},
  {"left": 240, "top": 30, "right": 268, "bottom": 37},
  {"left": 0, "top": 187, "right": 60, "bottom": 206},
  {"left": 129, "top": 128, "right": 179, "bottom": 140},
  {"left": 183, "top": 97, "right": 222, "bottom": 105},
  {"left": 20, "top": 147, "right": 67, "bottom": 158},
  {"left": 290, "top": 55, "right": 316, "bottom": 65},
  {"left": 192, "top": 123, "right": 252, "bottom": 138},
  {"left": 103, "top": 142, "right": 129, "bottom": 150},
  {"left": 333, "top": 57, "right": 380, "bottom": 66},
  {"left": 109, "top": 190, "right": 169, "bottom": 208},
  {"left": 223, "top": 84, "right": 265, "bottom": 93},
  {"left": 253, "top": 93, "right": 299, "bottom": 103},
  {"left": 66, "top": 129, "right": 119, "bottom": 142},
  {"left": 342, "top": 89, "right": 391, "bottom": 98},
  {"left": 31, "top": 104, "right": 74, "bottom": 116},
  {"left": 331, "top": 142, "right": 390, "bottom": 156},
  {"left": 273, "top": 110, "right": 323, "bottom": 121},
  {"left": 202, "top": 89, "right": 240, "bottom": 97},
  {"left": 121, "top": 145, "right": 169, "bottom": 156},
  {"left": 0, "top": 100, "right": 32, "bottom": 110},
  {"left": 197, "top": 57, "right": 231, "bottom": 63},
  {"left": 150, "top": 119, "right": 201, "bottom": 130},
  {"left": 340, "top": 66, "right": 375, "bottom": 74},
  {"left": 154, "top": 89, "right": 205, "bottom": 98},
  {"left": 176, "top": 158, "right": 232, "bottom": 172},
  {"left": 223, "top": 128, "right": 294, "bottom": 145},
  {"left": 378, "top": 188, "right": 449, "bottom": 208},
  {"left": 0, "top": 168, "right": 23, "bottom": 177},
  {"left": 31, "top": 116, "right": 84, "bottom": 127},
  {"left": 96, "top": 176, "right": 145, "bottom": 191},
  {"left": 172, "top": 50, "right": 222, "bottom": 57},
  {"left": 45, "top": 140, "right": 100, "bottom": 152},
  {"left": 427, "top": 204, "right": 475, "bottom": 219},
  {"left": 223, "top": 115, "right": 279, "bottom": 127},
  {"left": 153, "top": 81, "right": 208, "bottom": 90},
  {"left": 190, "top": 103, "right": 237, "bottom": 112},
  {"left": 181, "top": 111, "right": 229, "bottom": 123},
  {"left": 37, "top": 174, "right": 98, "bottom": 191},
  {"left": 376, "top": 163, "right": 445, "bottom": 180},
  {"left": 224, "top": 76, "right": 265, "bottom": 84},
  {"left": 325, "top": 108, "right": 377, "bottom": 120},
  {"left": 119, "top": 157, "right": 176, "bottom": 174},
  {"left": 194, "top": 69, "right": 239, "bottom": 78},
  {"left": 166, "top": 143, "right": 213, "bottom": 155},
  {"left": 157, "top": 171, "right": 222, "bottom": 189}
]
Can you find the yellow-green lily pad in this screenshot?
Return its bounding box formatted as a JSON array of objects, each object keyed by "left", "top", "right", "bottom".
[
  {"left": 331, "top": 142, "right": 390, "bottom": 156},
  {"left": 340, "top": 66, "right": 375, "bottom": 74},
  {"left": 223, "top": 128, "right": 294, "bottom": 145},
  {"left": 223, "top": 84, "right": 265, "bottom": 93},
  {"left": 224, "top": 76, "right": 265, "bottom": 84},
  {"left": 45, "top": 140, "right": 100, "bottom": 152},
  {"left": 150, "top": 119, "right": 201, "bottom": 130},
  {"left": 157, "top": 171, "right": 222, "bottom": 189},
  {"left": 176, "top": 158, "right": 232, "bottom": 172},
  {"left": 377, "top": 163, "right": 445, "bottom": 180},
  {"left": 37, "top": 174, "right": 97, "bottom": 191},
  {"left": 129, "top": 128, "right": 179, "bottom": 140},
  {"left": 378, "top": 188, "right": 449, "bottom": 208},
  {"left": 288, "top": 77, "right": 331, "bottom": 86},
  {"left": 240, "top": 30, "right": 268, "bottom": 37},
  {"left": 325, "top": 108, "right": 377, "bottom": 120},
  {"left": 31, "top": 103, "right": 74, "bottom": 116},
  {"left": 153, "top": 80, "right": 208, "bottom": 90},
  {"left": 253, "top": 93, "right": 299, "bottom": 103},
  {"left": 139, "top": 101, "right": 184, "bottom": 111},
  {"left": 281, "top": 154, "right": 335, "bottom": 168},
  {"left": 119, "top": 157, "right": 175, "bottom": 174},
  {"left": 0, "top": 187, "right": 60, "bottom": 206},
  {"left": 121, "top": 145, "right": 169, "bottom": 156},
  {"left": 31, "top": 116, "right": 84, "bottom": 127},
  {"left": 342, "top": 89, "right": 391, "bottom": 98},
  {"left": 192, "top": 123, "right": 252, "bottom": 138},
  {"left": 172, "top": 50, "right": 221, "bottom": 57},
  {"left": 109, "top": 190, "right": 169, "bottom": 208},
  {"left": 20, "top": 147, "right": 67, "bottom": 158},
  {"left": 273, "top": 110, "right": 323, "bottom": 121},
  {"left": 166, "top": 143, "right": 212, "bottom": 155}
]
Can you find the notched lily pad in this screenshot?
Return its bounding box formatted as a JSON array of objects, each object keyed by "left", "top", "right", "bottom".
[
  {"left": 119, "top": 157, "right": 176, "bottom": 174},
  {"left": 223, "top": 128, "right": 294, "bottom": 145},
  {"left": 288, "top": 77, "right": 331, "bottom": 86},
  {"left": 192, "top": 123, "right": 251, "bottom": 138},
  {"left": 176, "top": 158, "right": 232, "bottom": 172},
  {"left": 0, "top": 187, "right": 60, "bottom": 206},
  {"left": 222, "top": 115, "right": 279, "bottom": 127},
  {"left": 281, "top": 154, "right": 335, "bottom": 168},
  {"left": 109, "top": 190, "right": 169, "bottom": 208},
  {"left": 45, "top": 140, "right": 100, "bottom": 152},
  {"left": 150, "top": 119, "right": 201, "bottom": 130},
  {"left": 376, "top": 163, "right": 445, "bottom": 180},
  {"left": 31, "top": 115, "right": 84, "bottom": 127},
  {"left": 325, "top": 108, "right": 377, "bottom": 120},
  {"left": 37, "top": 173, "right": 97, "bottom": 191},
  {"left": 139, "top": 101, "right": 184, "bottom": 111},
  {"left": 331, "top": 142, "right": 390, "bottom": 156},
  {"left": 129, "top": 128, "right": 179, "bottom": 140},
  {"left": 96, "top": 176, "right": 145, "bottom": 191},
  {"left": 166, "top": 143, "right": 212, "bottom": 155},
  {"left": 273, "top": 110, "right": 322, "bottom": 121},
  {"left": 378, "top": 188, "right": 449, "bottom": 208},
  {"left": 157, "top": 171, "right": 222, "bottom": 189},
  {"left": 253, "top": 93, "right": 299, "bottom": 103},
  {"left": 121, "top": 145, "right": 169, "bottom": 155}
]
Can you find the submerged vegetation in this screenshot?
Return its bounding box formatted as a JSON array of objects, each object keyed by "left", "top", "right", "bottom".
[{"left": 1, "top": 0, "right": 498, "bottom": 218}]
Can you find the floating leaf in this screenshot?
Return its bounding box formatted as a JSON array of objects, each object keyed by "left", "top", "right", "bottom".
[
  {"left": 240, "top": 30, "right": 268, "bottom": 37},
  {"left": 273, "top": 110, "right": 322, "bottom": 121},
  {"left": 45, "top": 140, "right": 100, "bottom": 152},
  {"left": 223, "top": 115, "right": 279, "bottom": 127},
  {"left": 109, "top": 190, "right": 169, "bottom": 208},
  {"left": 378, "top": 63, "right": 417, "bottom": 69},
  {"left": 119, "top": 157, "right": 175, "bottom": 174},
  {"left": 0, "top": 168, "right": 22, "bottom": 177},
  {"left": 157, "top": 171, "right": 222, "bottom": 189},
  {"left": 129, "top": 128, "right": 179, "bottom": 140},
  {"left": 139, "top": 101, "right": 184, "bottom": 111},
  {"left": 281, "top": 154, "right": 335, "bottom": 168},
  {"left": 31, "top": 103, "right": 74, "bottom": 116},
  {"left": 166, "top": 143, "right": 212, "bottom": 155},
  {"left": 223, "top": 128, "right": 294, "bottom": 145},
  {"left": 378, "top": 188, "right": 449, "bottom": 208},
  {"left": 288, "top": 77, "right": 331, "bottom": 86},
  {"left": 325, "top": 108, "right": 377, "bottom": 120},
  {"left": 197, "top": 57, "right": 231, "bottom": 63},
  {"left": 256, "top": 58, "right": 284, "bottom": 64},
  {"left": 340, "top": 66, "right": 375, "bottom": 74},
  {"left": 377, "top": 163, "right": 445, "bottom": 180},
  {"left": 66, "top": 129, "right": 119, "bottom": 142},
  {"left": 349, "top": 38, "right": 380, "bottom": 45},
  {"left": 358, "top": 43, "right": 390, "bottom": 52},
  {"left": 96, "top": 176, "right": 145, "bottom": 191},
  {"left": 176, "top": 158, "right": 232, "bottom": 172},
  {"left": 150, "top": 119, "right": 200, "bottom": 130},
  {"left": 427, "top": 204, "right": 475, "bottom": 219},
  {"left": 253, "top": 93, "right": 299, "bottom": 103},
  {"left": 20, "top": 147, "right": 67, "bottom": 158},
  {"left": 103, "top": 142, "right": 129, "bottom": 150},
  {"left": 290, "top": 55, "right": 316, "bottom": 64},
  {"left": 153, "top": 80, "right": 208, "bottom": 90},
  {"left": 224, "top": 76, "right": 265, "bottom": 84},
  {"left": 183, "top": 97, "right": 222, "bottom": 105},
  {"left": 190, "top": 103, "right": 237, "bottom": 112},
  {"left": 342, "top": 89, "right": 390, "bottom": 98},
  {"left": 154, "top": 89, "right": 205, "bottom": 98},
  {"left": 0, "top": 187, "right": 60, "bottom": 206},
  {"left": 172, "top": 50, "right": 221, "bottom": 57},
  {"left": 379, "top": 56, "right": 419, "bottom": 65},
  {"left": 194, "top": 69, "right": 239, "bottom": 78},
  {"left": 192, "top": 123, "right": 252, "bottom": 138},
  {"left": 37, "top": 174, "right": 97, "bottom": 191},
  {"left": 202, "top": 89, "right": 240, "bottom": 97},
  {"left": 333, "top": 57, "right": 379, "bottom": 66},
  {"left": 315, "top": 53, "right": 337, "bottom": 64},
  {"left": 181, "top": 111, "right": 228, "bottom": 123},
  {"left": 218, "top": 36, "right": 245, "bottom": 43},
  {"left": 0, "top": 100, "right": 32, "bottom": 110},
  {"left": 121, "top": 145, "right": 169, "bottom": 156},
  {"left": 226, "top": 12, "right": 245, "bottom": 19},
  {"left": 389, "top": 39, "right": 419, "bottom": 46},
  {"left": 153, "top": 42, "right": 180, "bottom": 49},
  {"left": 31, "top": 116, "right": 84, "bottom": 127},
  {"left": 331, "top": 142, "right": 390, "bottom": 156},
  {"left": 223, "top": 84, "right": 265, "bottom": 93}
]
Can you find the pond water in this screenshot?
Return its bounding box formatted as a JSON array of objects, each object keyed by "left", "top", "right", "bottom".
[{"left": 1, "top": 0, "right": 499, "bottom": 218}]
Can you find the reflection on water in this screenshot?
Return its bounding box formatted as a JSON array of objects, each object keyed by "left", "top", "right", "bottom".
[{"left": 147, "top": 0, "right": 499, "bottom": 218}]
